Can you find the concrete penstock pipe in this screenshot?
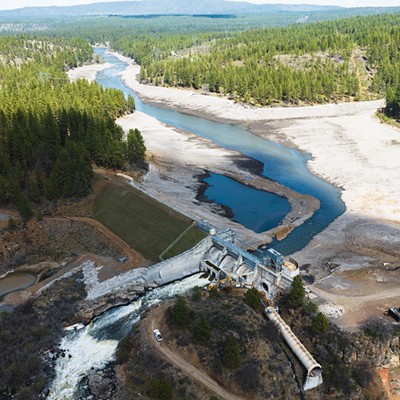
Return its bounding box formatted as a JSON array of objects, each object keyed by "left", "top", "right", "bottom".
[{"left": 265, "top": 307, "right": 323, "bottom": 391}]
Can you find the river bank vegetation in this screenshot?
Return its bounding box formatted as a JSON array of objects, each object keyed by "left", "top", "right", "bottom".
[
  {"left": 134, "top": 13, "right": 400, "bottom": 113},
  {"left": 42, "top": 12, "right": 400, "bottom": 118}
]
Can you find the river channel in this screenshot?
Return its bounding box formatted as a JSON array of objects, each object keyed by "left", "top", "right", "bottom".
[
  {"left": 95, "top": 48, "right": 345, "bottom": 255},
  {"left": 48, "top": 273, "right": 209, "bottom": 399},
  {"left": 47, "top": 50, "right": 346, "bottom": 397}
]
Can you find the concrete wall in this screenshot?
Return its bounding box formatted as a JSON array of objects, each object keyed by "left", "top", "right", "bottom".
[{"left": 145, "top": 236, "right": 213, "bottom": 286}]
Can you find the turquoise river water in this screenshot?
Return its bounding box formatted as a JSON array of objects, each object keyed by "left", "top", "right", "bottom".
[{"left": 95, "top": 48, "right": 345, "bottom": 255}]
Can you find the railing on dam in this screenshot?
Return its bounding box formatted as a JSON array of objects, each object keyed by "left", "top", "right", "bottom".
[
  {"left": 198, "top": 220, "right": 261, "bottom": 270},
  {"left": 212, "top": 234, "right": 260, "bottom": 270}
]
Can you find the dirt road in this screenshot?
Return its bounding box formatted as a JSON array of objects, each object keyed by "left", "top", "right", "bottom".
[
  {"left": 311, "top": 284, "right": 400, "bottom": 328},
  {"left": 3, "top": 254, "right": 90, "bottom": 306},
  {"left": 3, "top": 216, "right": 149, "bottom": 306},
  {"left": 53, "top": 216, "right": 150, "bottom": 280},
  {"left": 148, "top": 309, "right": 244, "bottom": 400}
]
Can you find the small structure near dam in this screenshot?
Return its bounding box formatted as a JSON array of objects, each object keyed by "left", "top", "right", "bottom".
[{"left": 198, "top": 221, "right": 299, "bottom": 296}]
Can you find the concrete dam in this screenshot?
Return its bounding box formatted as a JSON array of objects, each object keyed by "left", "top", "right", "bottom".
[
  {"left": 147, "top": 221, "right": 322, "bottom": 392},
  {"left": 94, "top": 220, "right": 322, "bottom": 392}
]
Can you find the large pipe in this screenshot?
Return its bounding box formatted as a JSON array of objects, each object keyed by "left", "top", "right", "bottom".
[{"left": 265, "top": 307, "right": 323, "bottom": 391}]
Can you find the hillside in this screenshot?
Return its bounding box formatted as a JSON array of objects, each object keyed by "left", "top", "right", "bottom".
[
  {"left": 94, "top": 289, "right": 397, "bottom": 400},
  {"left": 0, "top": 0, "right": 343, "bottom": 18},
  {"left": 112, "top": 294, "right": 301, "bottom": 400}
]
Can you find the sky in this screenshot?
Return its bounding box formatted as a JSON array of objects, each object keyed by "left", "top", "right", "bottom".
[{"left": 0, "top": 0, "right": 399, "bottom": 11}]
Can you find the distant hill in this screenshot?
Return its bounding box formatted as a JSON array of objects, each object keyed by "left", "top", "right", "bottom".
[{"left": 0, "top": 0, "right": 344, "bottom": 18}]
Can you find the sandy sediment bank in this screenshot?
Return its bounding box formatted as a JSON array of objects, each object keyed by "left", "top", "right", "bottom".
[
  {"left": 67, "top": 62, "right": 112, "bottom": 83},
  {"left": 115, "top": 52, "right": 400, "bottom": 278},
  {"left": 67, "top": 55, "right": 320, "bottom": 246},
  {"left": 117, "top": 111, "right": 318, "bottom": 246},
  {"left": 117, "top": 55, "right": 385, "bottom": 123},
  {"left": 78, "top": 52, "right": 400, "bottom": 281}
]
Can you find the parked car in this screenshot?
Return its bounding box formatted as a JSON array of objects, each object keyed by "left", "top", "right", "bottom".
[{"left": 153, "top": 329, "right": 163, "bottom": 342}]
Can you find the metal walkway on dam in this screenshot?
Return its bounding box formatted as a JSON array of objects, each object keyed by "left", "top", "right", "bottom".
[{"left": 198, "top": 220, "right": 299, "bottom": 295}]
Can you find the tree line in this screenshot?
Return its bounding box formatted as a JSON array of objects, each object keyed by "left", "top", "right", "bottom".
[
  {"left": 135, "top": 13, "right": 400, "bottom": 112},
  {"left": 0, "top": 36, "right": 144, "bottom": 219}
]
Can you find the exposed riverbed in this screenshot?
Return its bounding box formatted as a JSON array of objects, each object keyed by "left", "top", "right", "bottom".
[
  {"left": 46, "top": 47, "right": 400, "bottom": 397},
  {"left": 95, "top": 48, "right": 345, "bottom": 255}
]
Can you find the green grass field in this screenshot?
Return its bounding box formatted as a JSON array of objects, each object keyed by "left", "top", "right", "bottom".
[{"left": 93, "top": 184, "right": 205, "bottom": 262}]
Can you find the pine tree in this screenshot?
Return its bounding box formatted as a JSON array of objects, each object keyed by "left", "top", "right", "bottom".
[
  {"left": 194, "top": 316, "right": 211, "bottom": 344},
  {"left": 127, "top": 128, "right": 146, "bottom": 164},
  {"left": 170, "top": 296, "right": 190, "bottom": 327},
  {"left": 288, "top": 275, "right": 305, "bottom": 308},
  {"left": 222, "top": 336, "right": 241, "bottom": 369},
  {"left": 244, "top": 288, "right": 260, "bottom": 311},
  {"left": 313, "top": 312, "right": 329, "bottom": 334}
]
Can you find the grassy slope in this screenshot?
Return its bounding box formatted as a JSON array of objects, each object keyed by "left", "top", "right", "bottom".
[{"left": 93, "top": 184, "right": 205, "bottom": 262}]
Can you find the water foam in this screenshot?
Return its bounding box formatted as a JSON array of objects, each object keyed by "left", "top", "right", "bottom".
[{"left": 48, "top": 273, "right": 209, "bottom": 398}]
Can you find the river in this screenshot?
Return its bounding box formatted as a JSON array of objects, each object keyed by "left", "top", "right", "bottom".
[
  {"left": 48, "top": 273, "right": 209, "bottom": 399},
  {"left": 48, "top": 49, "right": 346, "bottom": 397},
  {"left": 94, "top": 48, "right": 345, "bottom": 255}
]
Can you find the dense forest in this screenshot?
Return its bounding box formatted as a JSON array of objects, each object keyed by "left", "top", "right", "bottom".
[
  {"left": 1, "top": 11, "right": 400, "bottom": 220},
  {"left": 43, "top": 12, "right": 399, "bottom": 112},
  {"left": 4, "top": 11, "right": 399, "bottom": 113},
  {"left": 132, "top": 13, "right": 400, "bottom": 109},
  {"left": 0, "top": 37, "right": 143, "bottom": 219}
]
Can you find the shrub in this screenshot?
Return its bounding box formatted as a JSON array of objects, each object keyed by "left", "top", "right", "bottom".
[
  {"left": 148, "top": 377, "right": 173, "bottom": 400},
  {"left": 235, "top": 362, "right": 260, "bottom": 392},
  {"left": 304, "top": 300, "right": 318, "bottom": 315},
  {"left": 36, "top": 210, "right": 43, "bottom": 221},
  {"left": 222, "top": 336, "right": 241, "bottom": 369},
  {"left": 363, "top": 318, "right": 395, "bottom": 342},
  {"left": 170, "top": 296, "right": 190, "bottom": 327},
  {"left": 244, "top": 288, "right": 260, "bottom": 311},
  {"left": 191, "top": 286, "right": 202, "bottom": 301},
  {"left": 313, "top": 312, "right": 329, "bottom": 334},
  {"left": 7, "top": 217, "right": 16, "bottom": 230},
  {"left": 194, "top": 315, "right": 211, "bottom": 344}
]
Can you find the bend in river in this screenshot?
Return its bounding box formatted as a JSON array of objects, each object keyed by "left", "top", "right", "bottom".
[{"left": 95, "top": 48, "right": 345, "bottom": 255}]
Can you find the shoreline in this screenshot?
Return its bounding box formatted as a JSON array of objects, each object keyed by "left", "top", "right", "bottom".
[
  {"left": 113, "top": 52, "right": 400, "bottom": 277},
  {"left": 75, "top": 52, "right": 400, "bottom": 283},
  {"left": 116, "top": 111, "right": 318, "bottom": 246},
  {"left": 56, "top": 48, "right": 400, "bottom": 329},
  {"left": 115, "top": 51, "right": 385, "bottom": 124},
  {"left": 67, "top": 61, "right": 112, "bottom": 83}
]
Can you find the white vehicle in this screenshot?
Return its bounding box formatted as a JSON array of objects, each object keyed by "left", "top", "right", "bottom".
[{"left": 153, "top": 329, "right": 163, "bottom": 342}]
